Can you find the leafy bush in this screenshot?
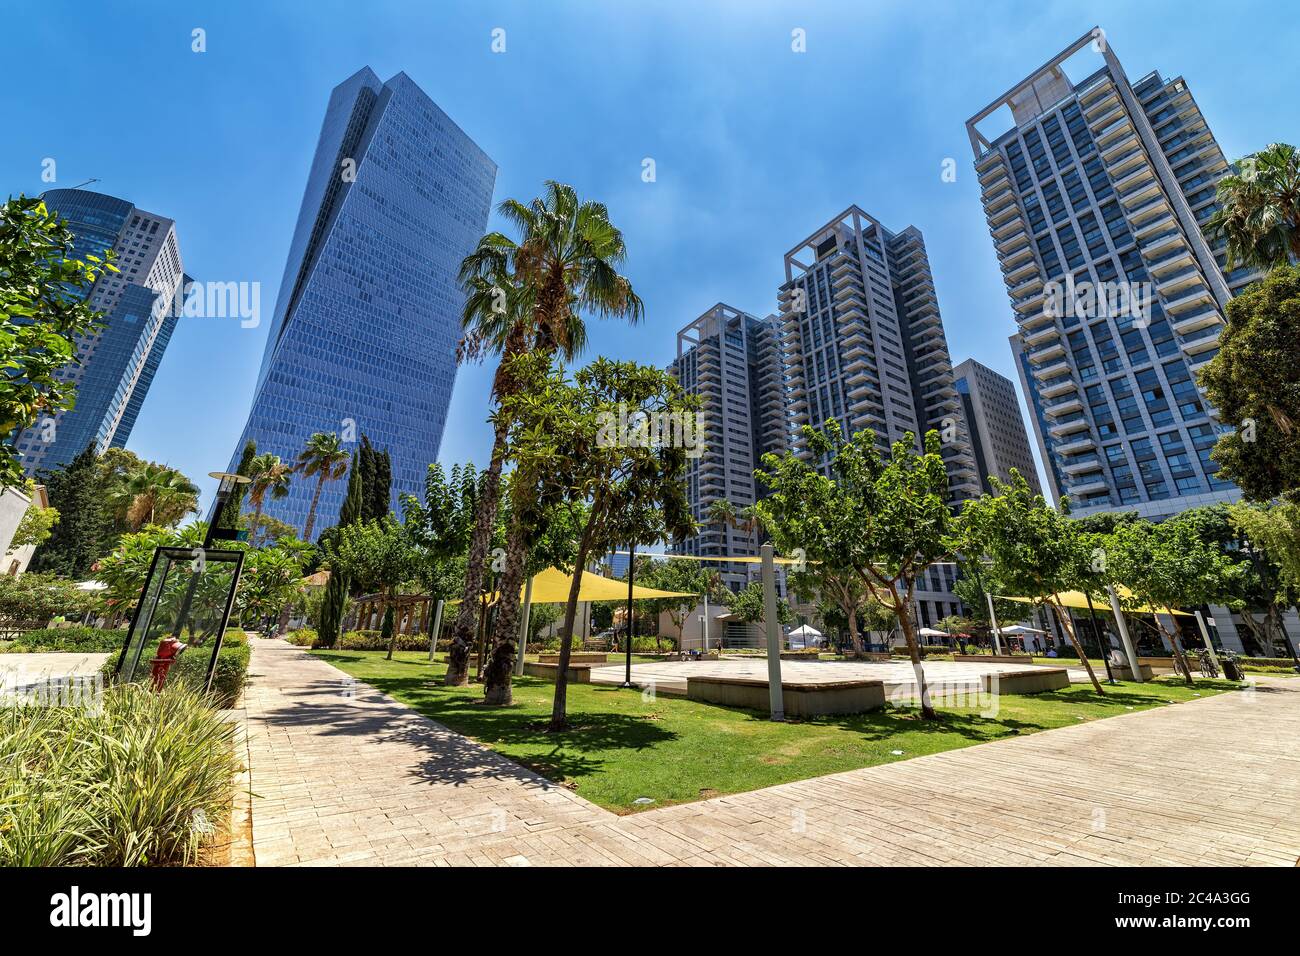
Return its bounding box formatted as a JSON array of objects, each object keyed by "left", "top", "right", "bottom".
[
  {"left": 0, "top": 682, "right": 238, "bottom": 866},
  {"left": 106, "top": 641, "right": 250, "bottom": 709},
  {"left": 0, "top": 573, "right": 95, "bottom": 634},
  {"left": 285, "top": 628, "right": 317, "bottom": 647},
  {"left": 0, "top": 626, "right": 128, "bottom": 653},
  {"left": 337, "top": 630, "right": 430, "bottom": 652}
]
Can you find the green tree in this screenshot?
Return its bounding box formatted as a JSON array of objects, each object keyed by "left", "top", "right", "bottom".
[
  {"left": 634, "top": 557, "right": 721, "bottom": 650},
  {"left": 788, "top": 563, "right": 872, "bottom": 654},
  {"left": 1, "top": 195, "right": 116, "bottom": 487},
  {"left": 358, "top": 435, "right": 392, "bottom": 523},
  {"left": 958, "top": 472, "right": 1107, "bottom": 694},
  {"left": 757, "top": 423, "right": 956, "bottom": 718},
  {"left": 324, "top": 516, "right": 419, "bottom": 660},
  {"left": 234, "top": 543, "right": 309, "bottom": 625},
  {"left": 400, "top": 461, "right": 478, "bottom": 653},
  {"left": 0, "top": 572, "right": 94, "bottom": 629},
  {"left": 220, "top": 440, "right": 257, "bottom": 531},
  {"left": 1204, "top": 142, "right": 1300, "bottom": 272},
  {"left": 10, "top": 479, "right": 59, "bottom": 550},
  {"left": 92, "top": 523, "right": 205, "bottom": 621},
  {"left": 447, "top": 182, "right": 644, "bottom": 688},
  {"left": 106, "top": 461, "right": 199, "bottom": 531},
  {"left": 1198, "top": 264, "right": 1300, "bottom": 502},
  {"left": 316, "top": 451, "right": 363, "bottom": 647},
  {"left": 245, "top": 453, "right": 292, "bottom": 546},
  {"left": 294, "top": 432, "right": 349, "bottom": 543},
  {"left": 1226, "top": 501, "right": 1300, "bottom": 660},
  {"left": 498, "top": 354, "right": 692, "bottom": 727},
  {"left": 707, "top": 499, "right": 762, "bottom": 555},
  {"left": 724, "top": 581, "right": 793, "bottom": 627},
  {"left": 1103, "top": 516, "right": 1241, "bottom": 684},
  {"left": 29, "top": 444, "right": 111, "bottom": 578}
]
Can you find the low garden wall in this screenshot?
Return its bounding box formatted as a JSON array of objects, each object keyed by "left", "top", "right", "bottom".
[
  {"left": 953, "top": 653, "right": 1035, "bottom": 664},
  {"left": 539, "top": 652, "right": 608, "bottom": 664},
  {"left": 979, "top": 668, "right": 1070, "bottom": 695},
  {"left": 686, "top": 675, "right": 885, "bottom": 716},
  {"left": 522, "top": 661, "right": 593, "bottom": 683}
]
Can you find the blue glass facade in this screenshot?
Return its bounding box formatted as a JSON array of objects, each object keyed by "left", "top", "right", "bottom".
[
  {"left": 228, "top": 68, "right": 496, "bottom": 537},
  {"left": 15, "top": 189, "right": 183, "bottom": 475}
]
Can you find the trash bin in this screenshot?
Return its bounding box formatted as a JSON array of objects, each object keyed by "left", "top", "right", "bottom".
[{"left": 1221, "top": 656, "right": 1243, "bottom": 681}]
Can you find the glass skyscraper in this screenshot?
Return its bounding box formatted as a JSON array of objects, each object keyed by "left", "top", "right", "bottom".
[
  {"left": 966, "top": 28, "right": 1263, "bottom": 519},
  {"left": 14, "top": 189, "right": 185, "bottom": 476},
  {"left": 229, "top": 67, "right": 496, "bottom": 536}
]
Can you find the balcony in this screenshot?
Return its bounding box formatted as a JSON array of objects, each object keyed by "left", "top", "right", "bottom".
[
  {"left": 1093, "top": 115, "right": 1135, "bottom": 149},
  {"left": 1061, "top": 454, "right": 1103, "bottom": 475},
  {"left": 995, "top": 230, "right": 1031, "bottom": 257},
  {"left": 1032, "top": 357, "right": 1071, "bottom": 381},
  {"left": 1054, "top": 434, "right": 1096, "bottom": 456},
  {"left": 1155, "top": 264, "right": 1203, "bottom": 296},
  {"left": 1171, "top": 304, "right": 1221, "bottom": 335},
  {"left": 991, "top": 213, "right": 1026, "bottom": 241},
  {"left": 1065, "top": 475, "right": 1111, "bottom": 496},
  {"left": 1119, "top": 178, "right": 1163, "bottom": 209},
  {"left": 999, "top": 243, "right": 1034, "bottom": 270},
  {"left": 1164, "top": 285, "right": 1214, "bottom": 316},
  {"left": 1043, "top": 394, "right": 1082, "bottom": 417},
  {"left": 1049, "top": 415, "right": 1090, "bottom": 438},
  {"left": 1113, "top": 162, "right": 1156, "bottom": 194},
  {"left": 1039, "top": 376, "right": 1078, "bottom": 399},
  {"left": 1027, "top": 338, "right": 1066, "bottom": 362}
]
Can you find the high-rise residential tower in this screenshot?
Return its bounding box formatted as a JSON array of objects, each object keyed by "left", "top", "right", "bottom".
[
  {"left": 776, "top": 206, "right": 979, "bottom": 625},
  {"left": 966, "top": 28, "right": 1262, "bottom": 518},
  {"left": 14, "top": 189, "right": 185, "bottom": 475},
  {"left": 953, "top": 357, "right": 1042, "bottom": 495},
  {"left": 670, "top": 303, "right": 787, "bottom": 592},
  {"left": 229, "top": 67, "right": 496, "bottom": 535}
]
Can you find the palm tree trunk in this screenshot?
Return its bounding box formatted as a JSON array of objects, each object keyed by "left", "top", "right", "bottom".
[
  {"left": 302, "top": 472, "right": 327, "bottom": 543},
  {"left": 1049, "top": 598, "right": 1105, "bottom": 693},
  {"left": 445, "top": 411, "right": 510, "bottom": 686},
  {"left": 483, "top": 518, "right": 529, "bottom": 705},
  {"left": 251, "top": 500, "right": 265, "bottom": 547}
]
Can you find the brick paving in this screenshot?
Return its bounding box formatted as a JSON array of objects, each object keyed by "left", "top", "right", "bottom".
[{"left": 243, "top": 637, "right": 1300, "bottom": 867}]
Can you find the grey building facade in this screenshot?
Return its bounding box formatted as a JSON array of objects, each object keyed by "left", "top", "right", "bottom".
[
  {"left": 670, "top": 303, "right": 787, "bottom": 593},
  {"left": 966, "top": 28, "right": 1262, "bottom": 519},
  {"left": 953, "top": 357, "right": 1042, "bottom": 495},
  {"left": 776, "top": 206, "right": 980, "bottom": 626},
  {"left": 228, "top": 67, "right": 496, "bottom": 535}
]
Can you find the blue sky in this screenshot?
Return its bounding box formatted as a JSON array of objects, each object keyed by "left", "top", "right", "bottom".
[{"left": 6, "top": 0, "right": 1298, "bottom": 509}]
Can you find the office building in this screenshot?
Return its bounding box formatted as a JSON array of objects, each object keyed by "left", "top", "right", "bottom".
[
  {"left": 953, "top": 357, "right": 1042, "bottom": 495},
  {"left": 228, "top": 67, "right": 496, "bottom": 534},
  {"left": 14, "top": 189, "right": 185, "bottom": 475}
]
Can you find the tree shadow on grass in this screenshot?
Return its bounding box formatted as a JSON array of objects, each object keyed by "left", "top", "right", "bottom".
[{"left": 269, "top": 662, "right": 678, "bottom": 790}]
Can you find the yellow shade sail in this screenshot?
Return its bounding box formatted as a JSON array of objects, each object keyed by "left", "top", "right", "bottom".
[
  {"left": 451, "top": 566, "right": 700, "bottom": 606},
  {"left": 998, "top": 587, "right": 1193, "bottom": 616}
]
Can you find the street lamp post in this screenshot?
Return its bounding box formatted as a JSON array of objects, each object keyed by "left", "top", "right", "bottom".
[
  {"left": 622, "top": 543, "right": 636, "bottom": 687},
  {"left": 203, "top": 471, "right": 252, "bottom": 549}
]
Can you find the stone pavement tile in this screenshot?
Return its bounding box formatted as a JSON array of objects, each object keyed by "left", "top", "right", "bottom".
[{"left": 243, "top": 638, "right": 1300, "bottom": 867}]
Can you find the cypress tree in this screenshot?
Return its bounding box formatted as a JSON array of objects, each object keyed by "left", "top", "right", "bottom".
[
  {"left": 319, "top": 451, "right": 362, "bottom": 647},
  {"left": 220, "top": 440, "right": 256, "bottom": 532},
  {"left": 30, "top": 443, "right": 110, "bottom": 578}
]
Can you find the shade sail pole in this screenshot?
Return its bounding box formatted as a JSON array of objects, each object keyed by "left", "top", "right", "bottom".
[
  {"left": 428, "top": 599, "right": 444, "bottom": 662},
  {"left": 515, "top": 576, "right": 533, "bottom": 677},
  {"left": 1107, "top": 584, "right": 1144, "bottom": 682},
  {"left": 762, "top": 544, "right": 784, "bottom": 721}
]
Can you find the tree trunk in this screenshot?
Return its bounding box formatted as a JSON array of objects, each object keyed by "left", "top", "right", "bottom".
[
  {"left": 251, "top": 500, "right": 264, "bottom": 547},
  {"left": 1159, "top": 605, "right": 1195, "bottom": 685},
  {"left": 1238, "top": 607, "right": 1270, "bottom": 657},
  {"left": 1049, "top": 599, "right": 1105, "bottom": 693},
  {"left": 891, "top": 583, "right": 935, "bottom": 720},
  {"left": 846, "top": 606, "right": 864, "bottom": 656},
  {"left": 483, "top": 520, "right": 529, "bottom": 705},
  {"left": 550, "top": 522, "right": 596, "bottom": 732},
  {"left": 445, "top": 413, "right": 510, "bottom": 686},
  {"left": 302, "top": 472, "right": 327, "bottom": 543}
]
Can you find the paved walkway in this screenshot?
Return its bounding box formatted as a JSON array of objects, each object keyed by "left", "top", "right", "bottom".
[{"left": 243, "top": 638, "right": 1300, "bottom": 866}]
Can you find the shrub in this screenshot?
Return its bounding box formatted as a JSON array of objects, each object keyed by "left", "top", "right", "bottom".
[
  {"left": 1, "top": 626, "right": 128, "bottom": 654},
  {"left": 0, "top": 682, "right": 238, "bottom": 866},
  {"left": 337, "top": 630, "right": 430, "bottom": 652},
  {"left": 105, "top": 641, "right": 250, "bottom": 709},
  {"left": 285, "top": 628, "right": 318, "bottom": 647},
  {"left": 0, "top": 572, "right": 96, "bottom": 635}
]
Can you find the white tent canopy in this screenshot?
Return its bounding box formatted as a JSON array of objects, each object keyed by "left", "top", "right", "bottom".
[
  {"left": 787, "top": 623, "right": 823, "bottom": 648},
  {"left": 918, "top": 626, "right": 952, "bottom": 638},
  {"left": 997, "top": 624, "right": 1047, "bottom": 636}
]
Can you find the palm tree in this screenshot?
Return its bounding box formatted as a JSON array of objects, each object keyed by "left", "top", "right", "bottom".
[
  {"left": 109, "top": 462, "right": 199, "bottom": 531},
  {"left": 295, "top": 432, "right": 350, "bottom": 543},
  {"left": 246, "top": 453, "right": 292, "bottom": 546},
  {"left": 1204, "top": 142, "right": 1300, "bottom": 271},
  {"left": 449, "top": 181, "right": 644, "bottom": 692}
]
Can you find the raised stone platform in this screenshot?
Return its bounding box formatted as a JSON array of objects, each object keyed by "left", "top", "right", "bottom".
[
  {"left": 980, "top": 668, "right": 1070, "bottom": 695},
  {"left": 687, "top": 674, "right": 885, "bottom": 717},
  {"left": 539, "top": 652, "right": 608, "bottom": 665},
  {"left": 954, "top": 654, "right": 1036, "bottom": 664},
  {"left": 522, "top": 661, "right": 593, "bottom": 683}
]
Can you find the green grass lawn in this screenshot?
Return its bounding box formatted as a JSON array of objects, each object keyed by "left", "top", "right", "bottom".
[{"left": 312, "top": 649, "right": 1237, "bottom": 814}]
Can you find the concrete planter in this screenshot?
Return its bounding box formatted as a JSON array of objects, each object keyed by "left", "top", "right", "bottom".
[
  {"left": 522, "top": 662, "right": 593, "bottom": 683},
  {"left": 979, "top": 668, "right": 1070, "bottom": 695},
  {"left": 686, "top": 675, "right": 885, "bottom": 716},
  {"left": 1110, "top": 663, "right": 1155, "bottom": 681},
  {"left": 539, "top": 652, "right": 608, "bottom": 665},
  {"left": 954, "top": 654, "right": 1036, "bottom": 664},
  {"left": 780, "top": 651, "right": 822, "bottom": 661}
]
